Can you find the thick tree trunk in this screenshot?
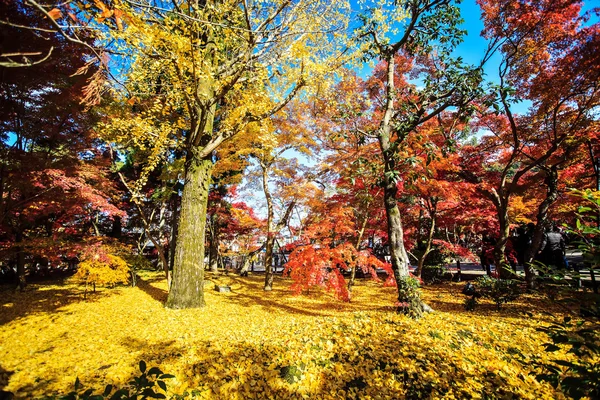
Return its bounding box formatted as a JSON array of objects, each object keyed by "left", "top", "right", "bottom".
[
  {"left": 383, "top": 181, "right": 411, "bottom": 282},
  {"left": 169, "top": 190, "right": 181, "bottom": 274},
  {"left": 165, "top": 155, "right": 213, "bottom": 308}
]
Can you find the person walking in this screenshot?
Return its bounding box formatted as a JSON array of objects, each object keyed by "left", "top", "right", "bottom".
[{"left": 539, "top": 225, "right": 566, "bottom": 269}]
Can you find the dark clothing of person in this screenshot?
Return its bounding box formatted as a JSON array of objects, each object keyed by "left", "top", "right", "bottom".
[{"left": 540, "top": 231, "right": 566, "bottom": 268}]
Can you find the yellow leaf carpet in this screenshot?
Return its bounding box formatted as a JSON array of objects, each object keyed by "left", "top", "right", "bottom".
[{"left": 0, "top": 272, "right": 581, "bottom": 399}]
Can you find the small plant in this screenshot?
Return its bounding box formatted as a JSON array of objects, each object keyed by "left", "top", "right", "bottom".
[
  {"left": 396, "top": 275, "right": 425, "bottom": 317},
  {"left": 72, "top": 243, "right": 131, "bottom": 298},
  {"left": 462, "top": 277, "right": 521, "bottom": 310},
  {"left": 55, "top": 361, "right": 174, "bottom": 399},
  {"left": 534, "top": 313, "right": 600, "bottom": 399},
  {"left": 476, "top": 275, "right": 521, "bottom": 310},
  {"left": 421, "top": 265, "right": 446, "bottom": 284}
]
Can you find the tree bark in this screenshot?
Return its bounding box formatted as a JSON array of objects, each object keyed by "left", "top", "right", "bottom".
[
  {"left": 165, "top": 154, "right": 213, "bottom": 308},
  {"left": 208, "top": 215, "right": 219, "bottom": 273},
  {"left": 415, "top": 199, "right": 437, "bottom": 278},
  {"left": 348, "top": 212, "right": 369, "bottom": 291},
  {"left": 524, "top": 166, "right": 559, "bottom": 289},
  {"left": 494, "top": 200, "right": 513, "bottom": 279},
  {"left": 15, "top": 230, "right": 26, "bottom": 291},
  {"left": 169, "top": 189, "right": 181, "bottom": 274}
]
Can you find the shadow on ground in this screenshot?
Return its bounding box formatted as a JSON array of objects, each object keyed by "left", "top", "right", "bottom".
[{"left": 0, "top": 282, "right": 108, "bottom": 326}]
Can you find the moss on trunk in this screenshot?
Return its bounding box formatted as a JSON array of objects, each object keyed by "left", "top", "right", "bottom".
[{"left": 166, "top": 155, "right": 213, "bottom": 309}]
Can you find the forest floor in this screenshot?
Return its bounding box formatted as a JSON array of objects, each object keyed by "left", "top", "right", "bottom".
[{"left": 0, "top": 271, "right": 590, "bottom": 399}]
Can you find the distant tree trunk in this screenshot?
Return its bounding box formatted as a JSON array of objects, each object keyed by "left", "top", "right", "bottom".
[
  {"left": 348, "top": 212, "right": 369, "bottom": 291},
  {"left": 239, "top": 245, "right": 264, "bottom": 275},
  {"left": 15, "top": 230, "right": 25, "bottom": 291},
  {"left": 208, "top": 216, "right": 219, "bottom": 273},
  {"left": 524, "top": 166, "right": 559, "bottom": 289},
  {"left": 111, "top": 216, "right": 122, "bottom": 238},
  {"left": 415, "top": 199, "right": 438, "bottom": 278},
  {"left": 166, "top": 154, "right": 213, "bottom": 308}
]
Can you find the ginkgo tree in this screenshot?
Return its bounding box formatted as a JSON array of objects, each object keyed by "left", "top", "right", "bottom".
[{"left": 48, "top": 0, "right": 352, "bottom": 308}]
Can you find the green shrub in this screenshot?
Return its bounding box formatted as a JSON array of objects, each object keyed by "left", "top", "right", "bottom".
[
  {"left": 475, "top": 276, "right": 521, "bottom": 310},
  {"left": 46, "top": 361, "right": 173, "bottom": 400},
  {"left": 421, "top": 265, "right": 446, "bottom": 284},
  {"left": 534, "top": 311, "right": 600, "bottom": 399}
]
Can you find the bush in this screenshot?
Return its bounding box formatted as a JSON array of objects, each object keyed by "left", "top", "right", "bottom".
[
  {"left": 43, "top": 361, "right": 174, "bottom": 399},
  {"left": 72, "top": 244, "right": 130, "bottom": 297},
  {"left": 534, "top": 311, "right": 600, "bottom": 399},
  {"left": 421, "top": 265, "right": 446, "bottom": 284},
  {"left": 463, "top": 276, "right": 521, "bottom": 310}
]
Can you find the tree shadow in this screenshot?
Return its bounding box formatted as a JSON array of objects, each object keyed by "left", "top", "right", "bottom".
[
  {"left": 135, "top": 278, "right": 168, "bottom": 303},
  {"left": 115, "top": 326, "right": 542, "bottom": 399},
  {"left": 218, "top": 275, "right": 398, "bottom": 317},
  {"left": 0, "top": 283, "right": 108, "bottom": 326},
  {"left": 0, "top": 365, "right": 14, "bottom": 392}
]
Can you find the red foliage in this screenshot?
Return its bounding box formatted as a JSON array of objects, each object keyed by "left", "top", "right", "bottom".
[{"left": 284, "top": 243, "right": 391, "bottom": 302}]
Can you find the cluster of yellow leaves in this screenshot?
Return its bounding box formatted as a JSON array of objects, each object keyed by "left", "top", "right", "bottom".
[
  {"left": 73, "top": 254, "right": 130, "bottom": 288},
  {"left": 0, "top": 273, "right": 579, "bottom": 399}
]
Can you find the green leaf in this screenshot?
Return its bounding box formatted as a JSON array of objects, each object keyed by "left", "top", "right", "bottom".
[
  {"left": 147, "top": 367, "right": 162, "bottom": 376},
  {"left": 109, "top": 389, "right": 129, "bottom": 400},
  {"left": 103, "top": 384, "right": 113, "bottom": 397},
  {"left": 139, "top": 360, "right": 147, "bottom": 373},
  {"left": 159, "top": 374, "right": 175, "bottom": 379},
  {"left": 544, "top": 344, "right": 561, "bottom": 352},
  {"left": 157, "top": 380, "right": 167, "bottom": 392},
  {"left": 74, "top": 377, "right": 82, "bottom": 391}
]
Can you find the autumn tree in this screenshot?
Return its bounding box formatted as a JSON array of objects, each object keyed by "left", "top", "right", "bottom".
[
  {"left": 353, "top": 0, "right": 486, "bottom": 312},
  {"left": 61, "top": 0, "right": 352, "bottom": 308},
  {"left": 0, "top": 1, "right": 123, "bottom": 288},
  {"left": 463, "top": 0, "right": 600, "bottom": 285}
]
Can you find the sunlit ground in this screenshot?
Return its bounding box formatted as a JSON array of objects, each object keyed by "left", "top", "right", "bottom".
[{"left": 0, "top": 271, "right": 578, "bottom": 399}]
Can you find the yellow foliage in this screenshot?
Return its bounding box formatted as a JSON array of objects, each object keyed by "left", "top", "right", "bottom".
[
  {"left": 508, "top": 195, "right": 538, "bottom": 224},
  {"left": 73, "top": 254, "right": 130, "bottom": 288},
  {"left": 0, "top": 273, "right": 580, "bottom": 399}
]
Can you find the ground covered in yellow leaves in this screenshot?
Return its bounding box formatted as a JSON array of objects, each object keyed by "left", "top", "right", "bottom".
[{"left": 0, "top": 272, "right": 582, "bottom": 399}]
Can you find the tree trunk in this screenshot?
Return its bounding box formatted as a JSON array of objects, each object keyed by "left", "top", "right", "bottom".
[
  {"left": 165, "top": 154, "right": 213, "bottom": 308},
  {"left": 383, "top": 180, "right": 411, "bottom": 282},
  {"left": 208, "top": 216, "right": 219, "bottom": 273},
  {"left": 111, "top": 216, "right": 122, "bottom": 238},
  {"left": 524, "top": 166, "right": 559, "bottom": 289},
  {"left": 169, "top": 190, "right": 181, "bottom": 274},
  {"left": 348, "top": 212, "right": 369, "bottom": 291},
  {"left": 415, "top": 202, "right": 437, "bottom": 278},
  {"left": 262, "top": 165, "right": 275, "bottom": 291},
  {"left": 264, "top": 235, "right": 275, "bottom": 291},
  {"left": 15, "top": 230, "right": 26, "bottom": 291},
  {"left": 493, "top": 195, "right": 517, "bottom": 279},
  {"left": 376, "top": 53, "right": 426, "bottom": 315}
]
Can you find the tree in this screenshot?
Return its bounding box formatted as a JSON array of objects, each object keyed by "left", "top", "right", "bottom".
[
  {"left": 80, "top": 0, "right": 351, "bottom": 308},
  {"left": 353, "top": 0, "right": 485, "bottom": 312},
  {"left": 464, "top": 0, "right": 600, "bottom": 285},
  {"left": 0, "top": 1, "right": 123, "bottom": 288}
]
